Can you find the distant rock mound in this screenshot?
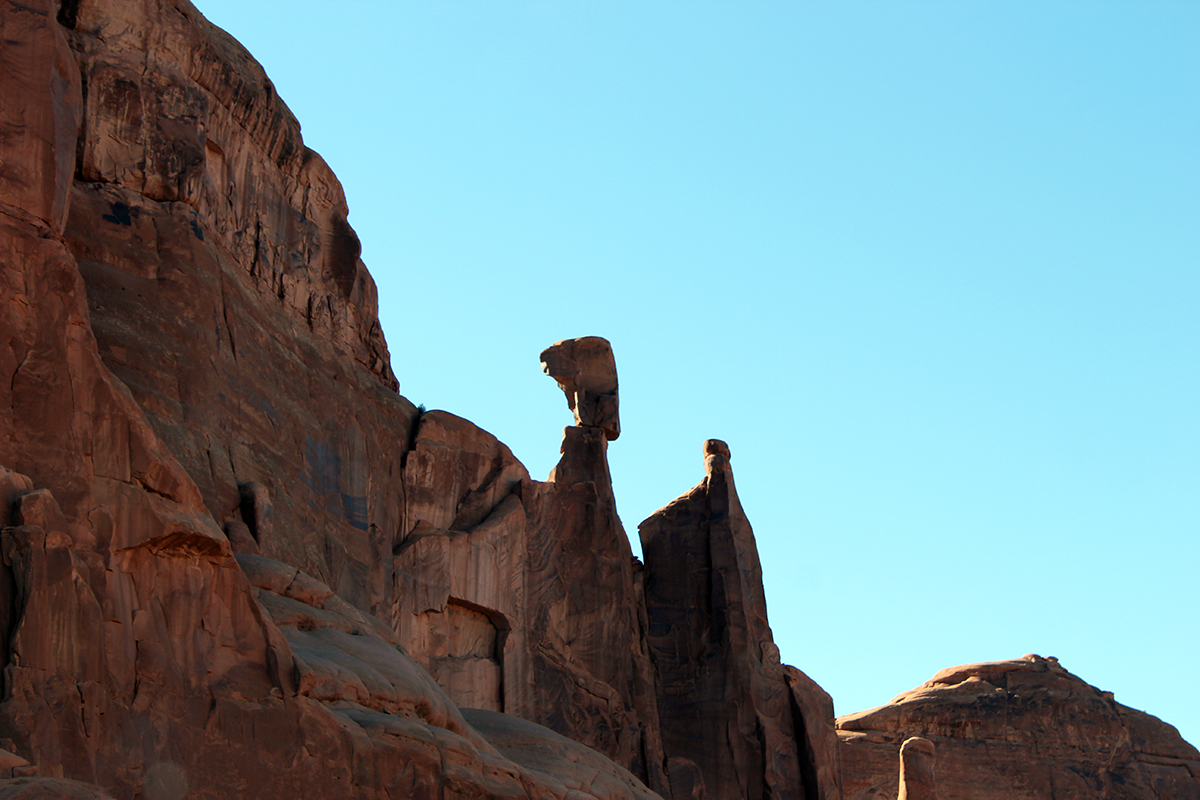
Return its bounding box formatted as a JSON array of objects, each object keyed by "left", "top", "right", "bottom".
[{"left": 837, "top": 655, "right": 1200, "bottom": 800}]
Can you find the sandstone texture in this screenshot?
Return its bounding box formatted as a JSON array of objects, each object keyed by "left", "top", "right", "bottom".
[
  {"left": 2, "top": 1, "right": 1198, "bottom": 799},
  {"left": 897, "top": 738, "right": 936, "bottom": 800},
  {"left": 395, "top": 401, "right": 666, "bottom": 791},
  {"left": 1, "top": 0, "right": 663, "bottom": 796},
  {"left": 837, "top": 655, "right": 1200, "bottom": 800},
  {"left": 639, "top": 441, "right": 842, "bottom": 800},
  {"left": 540, "top": 337, "right": 620, "bottom": 441}
]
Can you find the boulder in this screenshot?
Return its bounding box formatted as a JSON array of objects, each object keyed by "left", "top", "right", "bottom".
[{"left": 540, "top": 337, "right": 620, "bottom": 440}]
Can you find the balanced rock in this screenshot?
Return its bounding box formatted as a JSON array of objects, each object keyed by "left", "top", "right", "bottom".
[{"left": 540, "top": 336, "right": 620, "bottom": 440}]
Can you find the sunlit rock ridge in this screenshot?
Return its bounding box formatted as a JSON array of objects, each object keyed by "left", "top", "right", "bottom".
[{"left": 0, "top": 1, "right": 1197, "bottom": 798}]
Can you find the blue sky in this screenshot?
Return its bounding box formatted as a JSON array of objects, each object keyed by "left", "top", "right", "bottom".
[{"left": 196, "top": 1, "right": 1199, "bottom": 747}]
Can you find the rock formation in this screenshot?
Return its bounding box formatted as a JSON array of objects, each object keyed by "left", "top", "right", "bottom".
[
  {"left": 540, "top": 337, "right": 621, "bottom": 441},
  {"left": 897, "top": 738, "right": 936, "bottom": 800},
  {"left": 2, "top": 1, "right": 1198, "bottom": 799},
  {"left": 1, "top": 0, "right": 661, "bottom": 797},
  {"left": 395, "top": 340, "right": 666, "bottom": 790},
  {"left": 838, "top": 655, "right": 1200, "bottom": 800},
  {"left": 639, "top": 440, "right": 842, "bottom": 800}
]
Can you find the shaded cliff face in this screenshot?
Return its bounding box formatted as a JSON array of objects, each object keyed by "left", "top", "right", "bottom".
[
  {"left": 61, "top": 0, "right": 409, "bottom": 618},
  {"left": 837, "top": 655, "right": 1200, "bottom": 800},
  {"left": 53, "top": 0, "right": 662, "bottom": 789},
  {"left": 639, "top": 441, "right": 843, "bottom": 800}
]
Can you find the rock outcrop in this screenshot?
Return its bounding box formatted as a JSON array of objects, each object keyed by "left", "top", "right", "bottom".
[
  {"left": 396, "top": 338, "right": 666, "bottom": 792},
  {"left": 1, "top": 0, "right": 664, "bottom": 797},
  {"left": 3, "top": 1, "right": 1198, "bottom": 799},
  {"left": 897, "top": 738, "right": 936, "bottom": 800},
  {"left": 639, "top": 440, "right": 842, "bottom": 800},
  {"left": 837, "top": 655, "right": 1200, "bottom": 800}
]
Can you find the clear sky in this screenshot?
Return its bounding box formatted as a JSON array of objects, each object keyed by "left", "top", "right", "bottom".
[{"left": 195, "top": 1, "right": 1200, "bottom": 748}]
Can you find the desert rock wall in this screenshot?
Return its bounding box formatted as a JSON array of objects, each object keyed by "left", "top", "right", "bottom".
[
  {"left": 1, "top": 1, "right": 665, "bottom": 797},
  {"left": 61, "top": 0, "right": 410, "bottom": 617},
  {"left": 3, "top": 1, "right": 1198, "bottom": 799}
]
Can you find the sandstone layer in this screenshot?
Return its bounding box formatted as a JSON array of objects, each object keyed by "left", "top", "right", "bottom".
[{"left": 837, "top": 655, "right": 1200, "bottom": 800}]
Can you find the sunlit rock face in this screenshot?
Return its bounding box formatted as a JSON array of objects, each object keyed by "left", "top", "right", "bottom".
[
  {"left": 540, "top": 336, "right": 620, "bottom": 441},
  {"left": 897, "top": 738, "right": 937, "bottom": 800},
  {"left": 837, "top": 655, "right": 1200, "bottom": 800}
]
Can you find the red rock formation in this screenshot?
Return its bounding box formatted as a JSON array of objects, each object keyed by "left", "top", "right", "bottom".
[
  {"left": 48, "top": 0, "right": 666, "bottom": 785},
  {"left": 8, "top": 1, "right": 1196, "bottom": 799},
  {"left": 60, "top": 0, "right": 408, "bottom": 619},
  {"left": 540, "top": 337, "right": 621, "bottom": 441},
  {"left": 639, "top": 440, "right": 842, "bottom": 800},
  {"left": 897, "top": 738, "right": 936, "bottom": 800},
  {"left": 837, "top": 655, "right": 1200, "bottom": 800},
  {"left": 395, "top": 340, "right": 667, "bottom": 793},
  {"left": 1, "top": 1, "right": 665, "bottom": 797}
]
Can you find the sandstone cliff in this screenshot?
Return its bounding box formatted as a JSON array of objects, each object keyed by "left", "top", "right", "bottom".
[
  {"left": 2, "top": 1, "right": 1198, "bottom": 799},
  {"left": 1, "top": 0, "right": 664, "bottom": 797}
]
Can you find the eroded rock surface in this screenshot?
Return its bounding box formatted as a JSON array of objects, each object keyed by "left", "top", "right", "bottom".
[
  {"left": 5, "top": 1, "right": 1197, "bottom": 799},
  {"left": 897, "top": 738, "right": 936, "bottom": 800},
  {"left": 463, "top": 709, "right": 663, "bottom": 800},
  {"left": 540, "top": 337, "right": 620, "bottom": 441},
  {"left": 0, "top": 1, "right": 666, "bottom": 797},
  {"left": 639, "top": 441, "right": 842, "bottom": 800},
  {"left": 837, "top": 655, "right": 1200, "bottom": 800},
  {"left": 395, "top": 359, "right": 666, "bottom": 793},
  {"left": 61, "top": 0, "right": 409, "bottom": 620}
]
